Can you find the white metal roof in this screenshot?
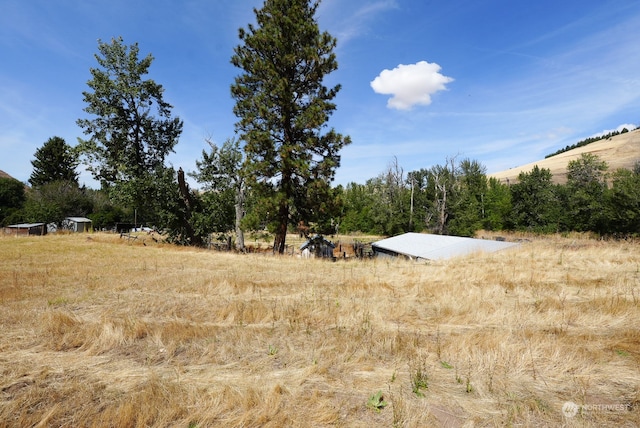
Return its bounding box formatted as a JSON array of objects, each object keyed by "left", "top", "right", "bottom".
[
  {"left": 372, "top": 232, "right": 519, "bottom": 260},
  {"left": 65, "top": 217, "right": 92, "bottom": 222}
]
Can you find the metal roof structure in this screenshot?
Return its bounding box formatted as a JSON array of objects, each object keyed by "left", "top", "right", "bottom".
[
  {"left": 65, "top": 217, "right": 92, "bottom": 223},
  {"left": 6, "top": 223, "right": 46, "bottom": 228},
  {"left": 3, "top": 223, "right": 47, "bottom": 236},
  {"left": 371, "top": 232, "right": 520, "bottom": 261},
  {"left": 62, "top": 217, "right": 93, "bottom": 233}
]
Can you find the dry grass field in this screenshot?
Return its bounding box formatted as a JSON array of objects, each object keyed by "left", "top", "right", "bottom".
[{"left": 0, "top": 232, "right": 639, "bottom": 427}]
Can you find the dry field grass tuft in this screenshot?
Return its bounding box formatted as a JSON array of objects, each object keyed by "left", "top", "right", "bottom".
[{"left": 0, "top": 232, "right": 639, "bottom": 427}]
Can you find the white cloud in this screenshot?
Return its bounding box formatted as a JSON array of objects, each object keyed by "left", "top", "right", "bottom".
[{"left": 370, "top": 61, "right": 454, "bottom": 110}]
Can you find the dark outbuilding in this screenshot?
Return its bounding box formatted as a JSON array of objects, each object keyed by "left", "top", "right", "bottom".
[
  {"left": 300, "top": 235, "right": 336, "bottom": 259},
  {"left": 3, "top": 223, "right": 47, "bottom": 236}
]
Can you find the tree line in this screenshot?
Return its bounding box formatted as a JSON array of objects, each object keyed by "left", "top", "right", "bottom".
[
  {"left": 1, "top": 0, "right": 638, "bottom": 246},
  {"left": 336, "top": 154, "right": 640, "bottom": 237},
  {"left": 545, "top": 128, "right": 632, "bottom": 158},
  {"left": 3, "top": 134, "right": 639, "bottom": 242},
  {"left": 1, "top": 0, "right": 347, "bottom": 253}
]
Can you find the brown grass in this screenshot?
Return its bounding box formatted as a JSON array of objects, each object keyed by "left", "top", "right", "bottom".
[{"left": 0, "top": 232, "right": 639, "bottom": 427}]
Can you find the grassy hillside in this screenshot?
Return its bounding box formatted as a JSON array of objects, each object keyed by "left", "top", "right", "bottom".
[
  {"left": 0, "top": 170, "right": 17, "bottom": 180},
  {"left": 1, "top": 232, "right": 638, "bottom": 426},
  {"left": 490, "top": 128, "right": 640, "bottom": 184}
]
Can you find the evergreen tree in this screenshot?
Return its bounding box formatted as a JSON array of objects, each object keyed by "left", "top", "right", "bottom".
[
  {"left": 231, "top": 0, "right": 351, "bottom": 253},
  {"left": 29, "top": 137, "right": 79, "bottom": 187}
]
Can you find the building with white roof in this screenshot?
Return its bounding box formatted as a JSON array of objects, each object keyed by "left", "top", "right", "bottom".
[{"left": 371, "top": 232, "right": 519, "bottom": 261}]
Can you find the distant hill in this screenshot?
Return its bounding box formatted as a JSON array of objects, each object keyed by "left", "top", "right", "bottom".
[
  {"left": 0, "top": 170, "right": 17, "bottom": 180},
  {"left": 490, "top": 128, "right": 640, "bottom": 184}
]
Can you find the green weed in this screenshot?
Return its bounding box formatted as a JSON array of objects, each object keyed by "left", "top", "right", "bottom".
[{"left": 367, "top": 390, "right": 388, "bottom": 412}]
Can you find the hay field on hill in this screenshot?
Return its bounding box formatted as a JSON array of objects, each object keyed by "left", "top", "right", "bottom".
[
  {"left": 0, "top": 233, "right": 639, "bottom": 427},
  {"left": 490, "top": 128, "right": 640, "bottom": 184}
]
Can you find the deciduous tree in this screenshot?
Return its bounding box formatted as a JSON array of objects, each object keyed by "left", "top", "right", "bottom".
[
  {"left": 367, "top": 157, "right": 410, "bottom": 235},
  {"left": 483, "top": 177, "right": 512, "bottom": 230},
  {"left": 510, "top": 166, "right": 562, "bottom": 232},
  {"left": 428, "top": 157, "right": 459, "bottom": 235},
  {"left": 77, "top": 37, "right": 183, "bottom": 223},
  {"left": 336, "top": 182, "right": 375, "bottom": 234},
  {"left": 0, "top": 177, "right": 26, "bottom": 225},
  {"left": 448, "top": 158, "right": 487, "bottom": 236},
  {"left": 565, "top": 153, "right": 609, "bottom": 232},
  {"left": 608, "top": 165, "right": 640, "bottom": 234},
  {"left": 191, "top": 138, "right": 246, "bottom": 249},
  {"left": 22, "top": 181, "right": 93, "bottom": 227}
]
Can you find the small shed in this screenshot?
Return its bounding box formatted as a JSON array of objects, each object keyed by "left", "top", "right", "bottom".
[
  {"left": 3, "top": 223, "right": 47, "bottom": 236},
  {"left": 372, "top": 232, "right": 519, "bottom": 261},
  {"left": 300, "top": 235, "right": 336, "bottom": 259},
  {"left": 62, "top": 217, "right": 92, "bottom": 233}
]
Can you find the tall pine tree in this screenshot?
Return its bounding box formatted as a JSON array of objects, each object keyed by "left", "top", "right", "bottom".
[{"left": 231, "top": 0, "right": 351, "bottom": 253}]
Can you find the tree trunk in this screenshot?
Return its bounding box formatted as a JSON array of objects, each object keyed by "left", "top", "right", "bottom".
[
  {"left": 438, "top": 182, "right": 447, "bottom": 235},
  {"left": 409, "top": 177, "right": 414, "bottom": 232},
  {"left": 273, "top": 201, "right": 288, "bottom": 254},
  {"left": 177, "top": 168, "right": 202, "bottom": 246},
  {"left": 235, "top": 184, "right": 245, "bottom": 250}
]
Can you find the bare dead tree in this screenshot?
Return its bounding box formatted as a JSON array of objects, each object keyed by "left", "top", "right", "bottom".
[{"left": 430, "top": 155, "right": 459, "bottom": 235}]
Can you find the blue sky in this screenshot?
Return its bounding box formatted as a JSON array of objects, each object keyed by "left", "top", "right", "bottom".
[{"left": 1, "top": 0, "right": 639, "bottom": 188}]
